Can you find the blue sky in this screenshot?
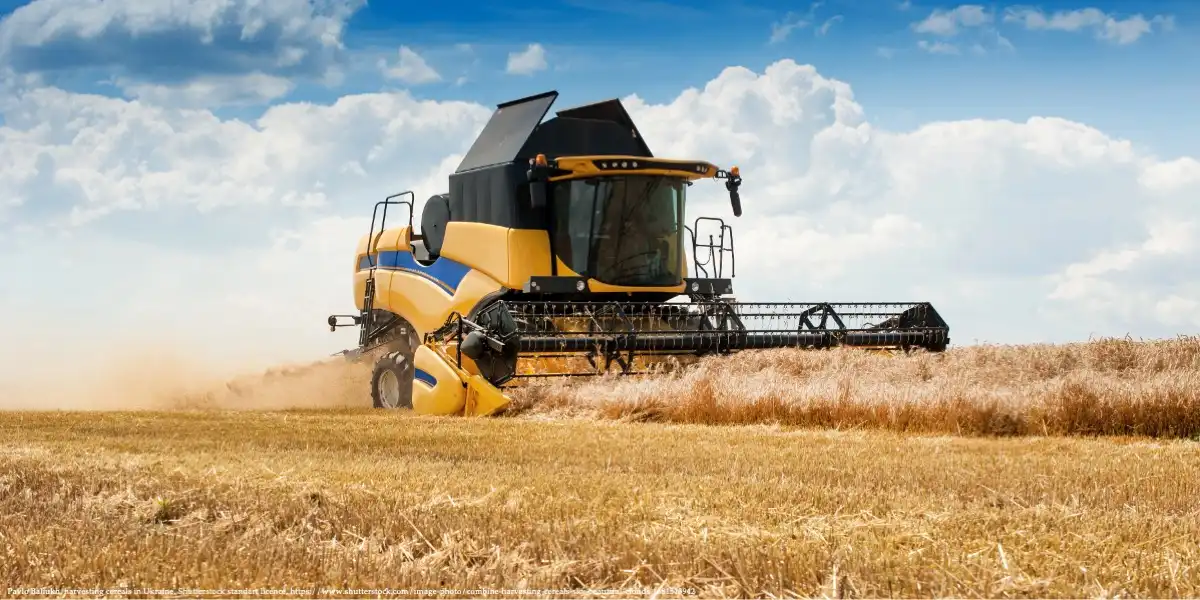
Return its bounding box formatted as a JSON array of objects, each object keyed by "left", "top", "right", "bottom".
[
  {"left": 3, "top": 0, "right": 1200, "bottom": 382},
  {"left": 3, "top": 0, "right": 1194, "bottom": 154},
  {"left": 337, "top": 0, "right": 1199, "bottom": 158}
]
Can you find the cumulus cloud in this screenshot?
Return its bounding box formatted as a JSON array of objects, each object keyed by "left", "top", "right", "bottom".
[
  {"left": 1048, "top": 220, "right": 1197, "bottom": 316},
  {"left": 0, "top": 86, "right": 488, "bottom": 380},
  {"left": 1140, "top": 158, "right": 1200, "bottom": 193},
  {"left": 619, "top": 61, "right": 1199, "bottom": 342},
  {"left": 0, "top": 0, "right": 363, "bottom": 104},
  {"left": 3, "top": 58, "right": 1200, "bottom": 384},
  {"left": 1003, "top": 6, "right": 1173, "bottom": 45},
  {"left": 0, "top": 86, "right": 488, "bottom": 226},
  {"left": 506, "top": 43, "right": 547, "bottom": 75},
  {"left": 117, "top": 72, "right": 296, "bottom": 108},
  {"left": 380, "top": 46, "right": 441, "bottom": 85}
]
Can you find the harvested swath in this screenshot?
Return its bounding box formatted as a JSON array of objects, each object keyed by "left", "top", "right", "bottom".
[
  {"left": 507, "top": 336, "right": 1200, "bottom": 438},
  {"left": 4, "top": 411, "right": 1200, "bottom": 597}
]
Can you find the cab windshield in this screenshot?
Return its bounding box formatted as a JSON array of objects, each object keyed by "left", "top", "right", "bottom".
[{"left": 552, "top": 175, "right": 686, "bottom": 287}]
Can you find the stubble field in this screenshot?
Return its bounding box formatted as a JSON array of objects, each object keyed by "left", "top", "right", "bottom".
[{"left": 3, "top": 337, "right": 1200, "bottom": 598}]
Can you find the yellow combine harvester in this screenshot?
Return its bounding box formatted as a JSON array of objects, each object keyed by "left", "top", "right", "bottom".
[{"left": 327, "top": 91, "right": 950, "bottom": 415}]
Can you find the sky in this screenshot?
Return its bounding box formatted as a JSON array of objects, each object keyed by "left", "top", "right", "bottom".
[{"left": 1, "top": 0, "right": 1199, "bottom": 383}]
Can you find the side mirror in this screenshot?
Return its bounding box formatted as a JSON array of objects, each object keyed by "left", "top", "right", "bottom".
[
  {"left": 724, "top": 171, "right": 743, "bottom": 217},
  {"left": 527, "top": 155, "right": 551, "bottom": 209}
]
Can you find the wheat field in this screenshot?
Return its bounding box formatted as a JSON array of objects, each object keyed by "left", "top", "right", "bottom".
[
  {"left": 4, "top": 337, "right": 1200, "bottom": 598},
  {"left": 510, "top": 336, "right": 1200, "bottom": 438}
]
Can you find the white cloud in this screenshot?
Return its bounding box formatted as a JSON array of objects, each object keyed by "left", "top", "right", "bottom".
[
  {"left": 770, "top": 12, "right": 809, "bottom": 43},
  {"left": 3, "top": 58, "right": 1200, "bottom": 385},
  {"left": 0, "top": 85, "right": 490, "bottom": 226},
  {"left": 0, "top": 0, "right": 363, "bottom": 101},
  {"left": 1048, "top": 220, "right": 1200, "bottom": 326},
  {"left": 1003, "top": 7, "right": 1173, "bottom": 44},
  {"left": 117, "top": 72, "right": 295, "bottom": 107},
  {"left": 918, "top": 40, "right": 960, "bottom": 54},
  {"left": 1140, "top": 157, "right": 1200, "bottom": 193},
  {"left": 619, "top": 60, "right": 1199, "bottom": 342},
  {"left": 910, "top": 4, "right": 1016, "bottom": 54},
  {"left": 506, "top": 43, "right": 547, "bottom": 75},
  {"left": 771, "top": 2, "right": 839, "bottom": 44},
  {"left": 913, "top": 5, "right": 992, "bottom": 36},
  {"left": 995, "top": 33, "right": 1016, "bottom": 51},
  {"left": 379, "top": 46, "right": 441, "bottom": 85},
  {"left": 817, "top": 15, "right": 843, "bottom": 36}
]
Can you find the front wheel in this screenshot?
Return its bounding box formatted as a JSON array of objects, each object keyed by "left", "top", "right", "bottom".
[{"left": 371, "top": 349, "right": 414, "bottom": 409}]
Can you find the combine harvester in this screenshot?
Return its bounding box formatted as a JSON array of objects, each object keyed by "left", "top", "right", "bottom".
[{"left": 327, "top": 91, "right": 950, "bottom": 416}]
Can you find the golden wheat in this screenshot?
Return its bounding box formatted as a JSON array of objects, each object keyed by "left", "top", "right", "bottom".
[
  {"left": 5, "top": 338, "right": 1200, "bottom": 597},
  {"left": 3, "top": 411, "right": 1200, "bottom": 598},
  {"left": 508, "top": 336, "right": 1200, "bottom": 438}
]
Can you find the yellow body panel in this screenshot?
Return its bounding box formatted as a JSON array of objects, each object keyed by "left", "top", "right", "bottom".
[
  {"left": 439, "top": 223, "right": 558, "bottom": 289},
  {"left": 353, "top": 227, "right": 412, "bottom": 311},
  {"left": 379, "top": 268, "right": 504, "bottom": 338},
  {"left": 353, "top": 231, "right": 384, "bottom": 307},
  {"left": 464, "top": 374, "right": 511, "bottom": 416},
  {"left": 510, "top": 229, "right": 556, "bottom": 286},
  {"left": 409, "top": 346, "right": 511, "bottom": 416},
  {"left": 353, "top": 269, "right": 369, "bottom": 312},
  {"left": 439, "top": 223, "right": 509, "bottom": 284},
  {"left": 514, "top": 237, "right": 588, "bottom": 281},
  {"left": 442, "top": 223, "right": 637, "bottom": 291},
  {"left": 411, "top": 345, "right": 466, "bottom": 415},
  {"left": 374, "top": 227, "right": 408, "bottom": 252}
]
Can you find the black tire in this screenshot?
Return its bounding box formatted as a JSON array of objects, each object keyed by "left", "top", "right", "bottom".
[
  {"left": 368, "top": 316, "right": 418, "bottom": 410},
  {"left": 371, "top": 349, "right": 414, "bottom": 409}
]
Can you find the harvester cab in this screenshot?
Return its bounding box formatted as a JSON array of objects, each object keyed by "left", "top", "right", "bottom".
[{"left": 327, "top": 90, "right": 950, "bottom": 416}]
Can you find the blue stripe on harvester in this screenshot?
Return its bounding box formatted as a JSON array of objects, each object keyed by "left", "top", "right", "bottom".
[
  {"left": 372, "top": 250, "right": 472, "bottom": 293},
  {"left": 414, "top": 369, "right": 437, "bottom": 387}
]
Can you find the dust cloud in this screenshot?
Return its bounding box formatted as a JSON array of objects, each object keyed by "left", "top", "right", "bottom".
[{"left": 0, "top": 345, "right": 374, "bottom": 412}]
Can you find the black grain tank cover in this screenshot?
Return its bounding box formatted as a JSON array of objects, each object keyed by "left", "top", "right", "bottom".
[
  {"left": 545, "top": 97, "right": 652, "bottom": 157},
  {"left": 455, "top": 91, "right": 559, "bottom": 173},
  {"left": 447, "top": 163, "right": 543, "bottom": 230},
  {"left": 448, "top": 91, "right": 656, "bottom": 231},
  {"left": 519, "top": 116, "right": 651, "bottom": 160}
]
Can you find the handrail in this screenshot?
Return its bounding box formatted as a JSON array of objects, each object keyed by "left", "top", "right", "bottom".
[
  {"left": 366, "top": 191, "right": 416, "bottom": 262},
  {"left": 687, "top": 216, "right": 735, "bottom": 279}
]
